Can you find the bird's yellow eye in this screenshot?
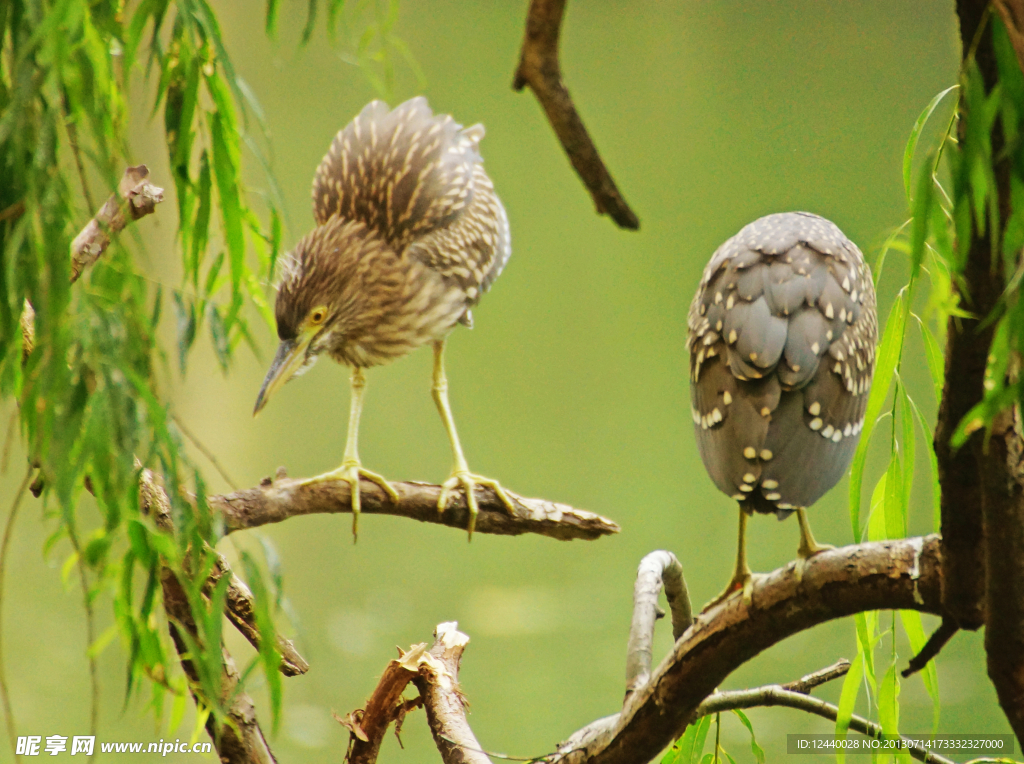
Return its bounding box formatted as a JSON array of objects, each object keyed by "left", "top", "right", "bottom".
[{"left": 309, "top": 307, "right": 327, "bottom": 326}]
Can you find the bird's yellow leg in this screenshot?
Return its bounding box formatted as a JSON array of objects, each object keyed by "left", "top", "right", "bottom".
[
  {"left": 303, "top": 367, "right": 397, "bottom": 540},
  {"left": 432, "top": 339, "right": 516, "bottom": 539},
  {"left": 794, "top": 507, "right": 835, "bottom": 583},
  {"left": 702, "top": 505, "right": 758, "bottom": 611}
]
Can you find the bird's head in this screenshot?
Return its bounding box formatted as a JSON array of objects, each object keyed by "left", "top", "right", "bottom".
[{"left": 253, "top": 218, "right": 380, "bottom": 415}]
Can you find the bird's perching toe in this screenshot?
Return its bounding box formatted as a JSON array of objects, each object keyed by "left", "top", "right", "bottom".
[
  {"left": 437, "top": 471, "right": 516, "bottom": 540},
  {"left": 702, "top": 569, "right": 762, "bottom": 612},
  {"left": 303, "top": 462, "right": 397, "bottom": 541}
]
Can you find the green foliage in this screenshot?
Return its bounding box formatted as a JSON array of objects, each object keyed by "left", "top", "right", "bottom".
[
  {"left": 1, "top": 0, "right": 424, "bottom": 741},
  {"left": 0, "top": 0, "right": 360, "bottom": 739},
  {"left": 663, "top": 712, "right": 759, "bottom": 764},
  {"left": 662, "top": 714, "right": 712, "bottom": 764},
  {"left": 290, "top": 0, "right": 426, "bottom": 98},
  {"left": 944, "top": 19, "right": 1024, "bottom": 447},
  {"left": 841, "top": 15, "right": 1024, "bottom": 764}
]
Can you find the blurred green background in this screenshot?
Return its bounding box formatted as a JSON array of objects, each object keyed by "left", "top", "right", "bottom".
[{"left": 1, "top": 0, "right": 1011, "bottom": 761}]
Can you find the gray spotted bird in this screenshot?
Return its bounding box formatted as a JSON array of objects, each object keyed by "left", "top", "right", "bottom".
[
  {"left": 687, "top": 212, "right": 877, "bottom": 607},
  {"left": 254, "top": 97, "right": 514, "bottom": 539}
]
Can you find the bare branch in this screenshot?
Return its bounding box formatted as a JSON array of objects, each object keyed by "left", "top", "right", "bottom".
[
  {"left": 625, "top": 551, "right": 692, "bottom": 698},
  {"left": 696, "top": 685, "right": 954, "bottom": 764},
  {"left": 70, "top": 165, "right": 164, "bottom": 282},
  {"left": 902, "top": 618, "right": 957, "bottom": 678},
  {"left": 414, "top": 623, "right": 492, "bottom": 764},
  {"left": 212, "top": 472, "right": 619, "bottom": 542},
  {"left": 781, "top": 659, "right": 851, "bottom": 694},
  {"left": 209, "top": 553, "right": 309, "bottom": 677},
  {"left": 512, "top": 0, "right": 639, "bottom": 230},
  {"left": 552, "top": 536, "right": 943, "bottom": 764},
  {"left": 21, "top": 165, "right": 164, "bottom": 360},
  {"left": 341, "top": 644, "right": 424, "bottom": 764}
]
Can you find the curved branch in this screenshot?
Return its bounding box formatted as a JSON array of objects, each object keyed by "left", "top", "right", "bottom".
[
  {"left": 512, "top": 0, "right": 639, "bottom": 230},
  {"left": 554, "top": 536, "right": 943, "bottom": 763},
  {"left": 625, "top": 551, "right": 692, "bottom": 697},
  {"left": 696, "top": 686, "right": 955, "bottom": 764},
  {"left": 212, "top": 472, "right": 619, "bottom": 542}
]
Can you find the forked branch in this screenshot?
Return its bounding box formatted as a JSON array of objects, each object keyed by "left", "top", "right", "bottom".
[{"left": 553, "top": 536, "right": 942, "bottom": 763}]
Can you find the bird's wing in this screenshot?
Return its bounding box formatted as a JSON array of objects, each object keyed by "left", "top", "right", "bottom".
[
  {"left": 689, "top": 212, "right": 877, "bottom": 510},
  {"left": 403, "top": 160, "right": 512, "bottom": 301},
  {"left": 312, "top": 97, "right": 481, "bottom": 247}
]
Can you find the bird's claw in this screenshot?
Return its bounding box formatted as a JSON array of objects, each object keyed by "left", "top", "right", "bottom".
[
  {"left": 794, "top": 543, "right": 835, "bottom": 584},
  {"left": 701, "top": 571, "right": 761, "bottom": 612},
  {"left": 437, "top": 471, "right": 516, "bottom": 539},
  {"left": 303, "top": 462, "right": 397, "bottom": 541}
]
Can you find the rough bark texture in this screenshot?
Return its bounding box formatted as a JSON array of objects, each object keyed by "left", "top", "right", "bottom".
[
  {"left": 413, "top": 624, "right": 492, "bottom": 764},
  {"left": 70, "top": 165, "right": 164, "bottom": 281},
  {"left": 983, "top": 408, "right": 1024, "bottom": 743},
  {"left": 949, "top": 0, "right": 1024, "bottom": 746},
  {"left": 208, "top": 552, "right": 309, "bottom": 676},
  {"left": 160, "top": 569, "right": 276, "bottom": 764},
  {"left": 554, "top": 537, "right": 942, "bottom": 764},
  {"left": 212, "top": 471, "right": 619, "bottom": 541},
  {"left": 342, "top": 649, "right": 422, "bottom": 764},
  {"left": 934, "top": 0, "right": 1006, "bottom": 633}
]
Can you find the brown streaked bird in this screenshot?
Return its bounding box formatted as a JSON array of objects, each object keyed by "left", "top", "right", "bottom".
[
  {"left": 687, "top": 212, "right": 877, "bottom": 607},
  {"left": 254, "top": 97, "right": 515, "bottom": 539}
]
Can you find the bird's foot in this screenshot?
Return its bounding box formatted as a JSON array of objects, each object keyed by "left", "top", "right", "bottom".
[
  {"left": 794, "top": 542, "right": 836, "bottom": 584},
  {"left": 437, "top": 470, "right": 516, "bottom": 540},
  {"left": 701, "top": 571, "right": 761, "bottom": 612},
  {"left": 302, "top": 461, "right": 398, "bottom": 541}
]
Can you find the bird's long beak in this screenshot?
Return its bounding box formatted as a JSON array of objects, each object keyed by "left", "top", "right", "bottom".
[{"left": 253, "top": 336, "right": 311, "bottom": 416}]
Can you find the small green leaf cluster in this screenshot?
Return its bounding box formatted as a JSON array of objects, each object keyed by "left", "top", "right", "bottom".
[{"left": 0, "top": 0, "right": 285, "bottom": 737}]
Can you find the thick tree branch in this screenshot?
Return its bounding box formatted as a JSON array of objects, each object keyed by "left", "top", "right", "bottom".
[
  {"left": 342, "top": 624, "right": 492, "bottom": 764},
  {"left": 982, "top": 405, "right": 1024, "bottom": 743},
  {"left": 138, "top": 462, "right": 309, "bottom": 677},
  {"left": 935, "top": 0, "right": 1004, "bottom": 635},
  {"left": 950, "top": 0, "right": 1024, "bottom": 745},
  {"left": 512, "top": 0, "right": 639, "bottom": 230},
  {"left": 696, "top": 685, "right": 955, "bottom": 764},
  {"left": 70, "top": 165, "right": 163, "bottom": 282},
  {"left": 212, "top": 471, "right": 619, "bottom": 541},
  {"left": 553, "top": 536, "right": 942, "bottom": 764}
]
